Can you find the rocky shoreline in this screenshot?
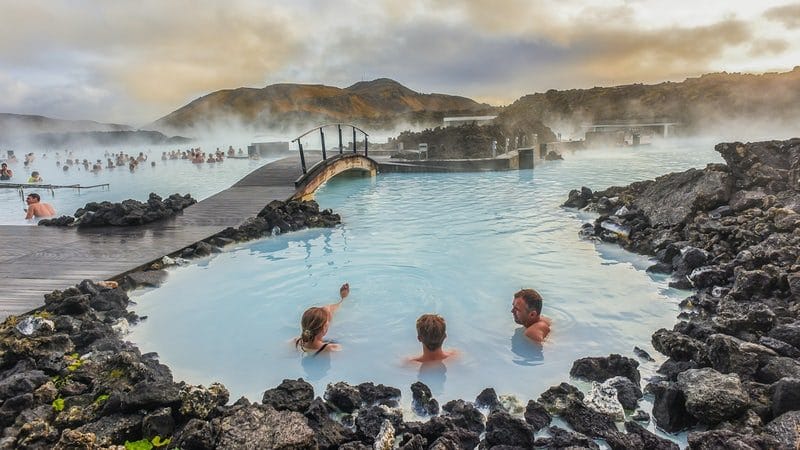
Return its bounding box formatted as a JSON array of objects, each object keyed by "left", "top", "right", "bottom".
[
  {"left": 4, "top": 137, "right": 799, "bottom": 449},
  {"left": 565, "top": 138, "right": 800, "bottom": 448},
  {"left": 39, "top": 193, "right": 197, "bottom": 227}
]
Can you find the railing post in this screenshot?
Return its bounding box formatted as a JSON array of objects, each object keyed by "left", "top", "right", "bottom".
[
  {"left": 338, "top": 125, "right": 343, "bottom": 154},
  {"left": 297, "top": 141, "right": 307, "bottom": 174},
  {"left": 352, "top": 127, "right": 357, "bottom": 153},
  {"left": 364, "top": 135, "right": 368, "bottom": 157},
  {"left": 320, "top": 128, "right": 327, "bottom": 160}
]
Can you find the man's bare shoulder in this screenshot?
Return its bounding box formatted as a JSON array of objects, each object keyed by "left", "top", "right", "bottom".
[{"left": 525, "top": 321, "right": 551, "bottom": 342}]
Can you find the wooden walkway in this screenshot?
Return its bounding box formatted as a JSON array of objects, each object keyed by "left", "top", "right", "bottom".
[{"left": 0, "top": 156, "right": 305, "bottom": 319}]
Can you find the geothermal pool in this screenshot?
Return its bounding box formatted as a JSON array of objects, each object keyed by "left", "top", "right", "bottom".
[
  {"left": 0, "top": 144, "right": 278, "bottom": 225},
  {"left": 128, "top": 137, "right": 722, "bottom": 424}
]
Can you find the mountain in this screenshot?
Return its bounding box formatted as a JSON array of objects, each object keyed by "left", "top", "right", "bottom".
[
  {"left": 496, "top": 67, "right": 800, "bottom": 137},
  {"left": 0, "top": 114, "right": 192, "bottom": 149},
  {"left": 147, "top": 78, "right": 496, "bottom": 135},
  {"left": 0, "top": 113, "right": 133, "bottom": 136}
]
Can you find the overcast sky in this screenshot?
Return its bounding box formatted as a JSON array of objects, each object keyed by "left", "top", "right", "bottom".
[{"left": 1, "top": 0, "right": 799, "bottom": 126}]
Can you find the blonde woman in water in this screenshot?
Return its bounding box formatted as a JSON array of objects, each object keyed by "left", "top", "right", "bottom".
[{"left": 295, "top": 283, "right": 350, "bottom": 355}]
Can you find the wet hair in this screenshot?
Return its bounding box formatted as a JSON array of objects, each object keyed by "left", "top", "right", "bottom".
[
  {"left": 514, "top": 289, "right": 543, "bottom": 315},
  {"left": 295, "top": 307, "right": 328, "bottom": 350},
  {"left": 31, "top": 171, "right": 39, "bottom": 177},
  {"left": 27, "top": 193, "right": 41, "bottom": 201},
  {"left": 416, "top": 314, "right": 446, "bottom": 351}
]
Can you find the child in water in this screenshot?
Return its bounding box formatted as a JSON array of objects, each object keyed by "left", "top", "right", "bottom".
[{"left": 296, "top": 283, "right": 350, "bottom": 354}]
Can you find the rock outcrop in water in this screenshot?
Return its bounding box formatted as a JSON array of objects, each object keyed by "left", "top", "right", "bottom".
[
  {"left": 564, "top": 138, "right": 800, "bottom": 448},
  {"left": 38, "top": 193, "right": 196, "bottom": 227}
]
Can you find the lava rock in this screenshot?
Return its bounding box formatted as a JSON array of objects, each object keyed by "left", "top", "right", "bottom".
[
  {"left": 537, "top": 382, "right": 584, "bottom": 415},
  {"left": 214, "top": 404, "right": 315, "bottom": 449},
  {"left": 355, "top": 405, "right": 403, "bottom": 443},
  {"left": 758, "top": 336, "right": 800, "bottom": 358},
  {"left": 756, "top": 356, "right": 800, "bottom": 383},
  {"left": 649, "top": 381, "right": 694, "bottom": 432},
  {"left": 440, "top": 399, "right": 485, "bottom": 433},
  {"left": 651, "top": 328, "right": 707, "bottom": 363},
  {"left": 142, "top": 407, "right": 175, "bottom": 441},
  {"left": 768, "top": 322, "right": 800, "bottom": 349},
  {"left": 304, "top": 397, "right": 354, "bottom": 449},
  {"left": 569, "top": 353, "right": 640, "bottom": 384},
  {"left": 563, "top": 186, "right": 593, "bottom": 209},
  {"left": 483, "top": 410, "right": 535, "bottom": 448},
  {"left": 178, "top": 383, "right": 230, "bottom": 420},
  {"left": 770, "top": 377, "right": 800, "bottom": 418},
  {"left": 687, "top": 429, "right": 781, "bottom": 450},
  {"left": 624, "top": 420, "right": 679, "bottom": 450},
  {"left": 410, "top": 381, "right": 439, "bottom": 416},
  {"left": 633, "top": 346, "right": 655, "bottom": 362},
  {"left": 123, "top": 270, "right": 168, "bottom": 289},
  {"left": 357, "top": 382, "right": 401, "bottom": 406},
  {"left": 173, "top": 418, "right": 214, "bottom": 450},
  {"left": 261, "top": 378, "right": 314, "bottom": 413},
  {"left": 676, "top": 368, "right": 750, "bottom": 424},
  {"left": 534, "top": 426, "right": 599, "bottom": 449},
  {"left": 475, "top": 387, "right": 502, "bottom": 411},
  {"left": 603, "top": 376, "right": 642, "bottom": 410},
  {"left": 583, "top": 382, "right": 624, "bottom": 420},
  {"left": 765, "top": 410, "right": 800, "bottom": 450},
  {"left": 0, "top": 370, "right": 49, "bottom": 401},
  {"left": 522, "top": 400, "right": 551, "bottom": 431},
  {"left": 75, "top": 413, "right": 144, "bottom": 447},
  {"left": 324, "top": 381, "right": 362, "bottom": 413}
]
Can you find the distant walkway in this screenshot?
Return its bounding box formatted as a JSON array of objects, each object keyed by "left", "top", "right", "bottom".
[{"left": 0, "top": 156, "right": 302, "bottom": 318}]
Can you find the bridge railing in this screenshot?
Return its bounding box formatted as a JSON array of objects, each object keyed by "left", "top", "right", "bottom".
[{"left": 291, "top": 123, "right": 370, "bottom": 174}]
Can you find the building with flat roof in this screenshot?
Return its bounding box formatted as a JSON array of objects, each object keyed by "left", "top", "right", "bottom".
[{"left": 443, "top": 115, "right": 497, "bottom": 127}]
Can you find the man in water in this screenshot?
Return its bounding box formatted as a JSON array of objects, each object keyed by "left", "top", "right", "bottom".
[
  {"left": 0, "top": 163, "right": 12, "bottom": 180},
  {"left": 409, "top": 314, "right": 458, "bottom": 362},
  {"left": 24, "top": 193, "right": 56, "bottom": 220},
  {"left": 511, "top": 288, "right": 551, "bottom": 342}
]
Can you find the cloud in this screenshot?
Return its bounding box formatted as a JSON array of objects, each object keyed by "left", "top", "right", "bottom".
[
  {"left": 764, "top": 3, "right": 800, "bottom": 28},
  {"left": 0, "top": 0, "right": 797, "bottom": 125}
]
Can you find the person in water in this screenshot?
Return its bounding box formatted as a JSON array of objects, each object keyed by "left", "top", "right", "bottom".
[
  {"left": 296, "top": 283, "right": 350, "bottom": 354},
  {"left": 0, "top": 163, "right": 12, "bottom": 180},
  {"left": 409, "top": 314, "right": 458, "bottom": 363},
  {"left": 511, "top": 288, "right": 551, "bottom": 342},
  {"left": 24, "top": 193, "right": 56, "bottom": 220},
  {"left": 27, "top": 171, "right": 43, "bottom": 183}
]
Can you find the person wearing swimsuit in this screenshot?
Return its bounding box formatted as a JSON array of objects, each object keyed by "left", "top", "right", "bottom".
[{"left": 295, "top": 283, "right": 350, "bottom": 355}]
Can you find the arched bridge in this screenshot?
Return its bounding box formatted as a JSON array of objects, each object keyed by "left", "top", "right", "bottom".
[{"left": 291, "top": 123, "right": 379, "bottom": 200}]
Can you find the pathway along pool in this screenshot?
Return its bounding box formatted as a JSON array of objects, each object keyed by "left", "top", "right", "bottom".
[{"left": 128, "top": 139, "right": 721, "bottom": 423}]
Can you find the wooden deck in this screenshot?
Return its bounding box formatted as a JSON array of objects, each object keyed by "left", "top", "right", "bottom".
[{"left": 0, "top": 155, "right": 305, "bottom": 318}]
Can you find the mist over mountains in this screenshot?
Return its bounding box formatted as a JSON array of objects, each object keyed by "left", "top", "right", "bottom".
[
  {"left": 497, "top": 67, "right": 800, "bottom": 139},
  {"left": 3, "top": 69, "right": 800, "bottom": 148},
  {"left": 146, "top": 78, "right": 496, "bottom": 136}
]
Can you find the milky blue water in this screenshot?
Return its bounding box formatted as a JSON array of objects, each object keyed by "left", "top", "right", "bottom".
[
  {"left": 0, "top": 143, "right": 282, "bottom": 225},
  {"left": 126, "top": 137, "right": 723, "bottom": 433}
]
